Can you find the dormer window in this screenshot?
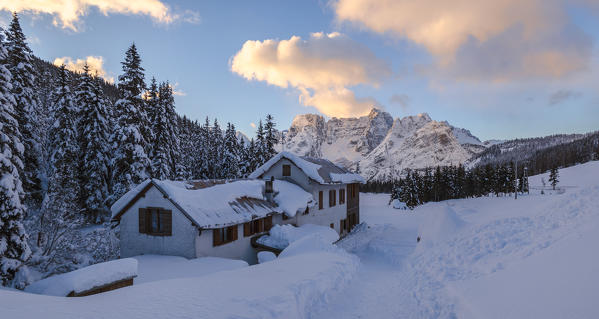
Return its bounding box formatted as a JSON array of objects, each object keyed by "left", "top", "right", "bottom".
[{"left": 282, "top": 164, "right": 291, "bottom": 176}]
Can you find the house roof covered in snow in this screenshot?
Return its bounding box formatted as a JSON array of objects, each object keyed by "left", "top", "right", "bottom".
[
  {"left": 249, "top": 151, "right": 365, "bottom": 184},
  {"left": 111, "top": 179, "right": 315, "bottom": 229}
]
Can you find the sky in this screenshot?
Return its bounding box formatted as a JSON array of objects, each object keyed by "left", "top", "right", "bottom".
[{"left": 1, "top": 0, "right": 598, "bottom": 141}]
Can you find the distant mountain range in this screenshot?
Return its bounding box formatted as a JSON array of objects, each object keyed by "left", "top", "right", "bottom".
[{"left": 276, "top": 108, "right": 590, "bottom": 181}]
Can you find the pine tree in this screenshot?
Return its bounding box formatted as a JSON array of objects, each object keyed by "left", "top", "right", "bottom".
[
  {"left": 255, "top": 120, "right": 266, "bottom": 165},
  {"left": 151, "top": 81, "right": 180, "bottom": 180},
  {"left": 210, "top": 118, "right": 224, "bottom": 179},
  {"left": 549, "top": 167, "right": 559, "bottom": 190},
  {"left": 111, "top": 44, "right": 151, "bottom": 200},
  {"left": 222, "top": 122, "right": 240, "bottom": 179},
  {"left": 0, "top": 25, "right": 31, "bottom": 288},
  {"left": 6, "top": 12, "right": 42, "bottom": 206},
  {"left": 264, "top": 114, "right": 278, "bottom": 160},
  {"left": 38, "top": 65, "right": 82, "bottom": 273},
  {"left": 77, "top": 67, "right": 110, "bottom": 220}
]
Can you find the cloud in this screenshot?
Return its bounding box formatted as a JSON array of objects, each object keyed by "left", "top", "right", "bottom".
[
  {"left": 333, "top": 0, "right": 594, "bottom": 81},
  {"left": 548, "top": 89, "right": 582, "bottom": 106},
  {"left": 53, "top": 55, "right": 114, "bottom": 82},
  {"left": 230, "top": 32, "right": 391, "bottom": 117},
  {"left": 389, "top": 94, "right": 410, "bottom": 112},
  {"left": 1, "top": 0, "right": 198, "bottom": 31},
  {"left": 169, "top": 82, "right": 186, "bottom": 96}
]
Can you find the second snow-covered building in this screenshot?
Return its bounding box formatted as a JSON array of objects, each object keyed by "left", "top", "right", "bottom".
[{"left": 111, "top": 152, "right": 363, "bottom": 263}]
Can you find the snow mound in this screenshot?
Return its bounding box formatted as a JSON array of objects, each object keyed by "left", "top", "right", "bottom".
[
  {"left": 134, "top": 255, "right": 248, "bottom": 284},
  {"left": 337, "top": 223, "right": 417, "bottom": 265},
  {"left": 3, "top": 251, "right": 359, "bottom": 319},
  {"left": 418, "top": 205, "right": 466, "bottom": 244},
  {"left": 25, "top": 258, "right": 137, "bottom": 296},
  {"left": 257, "top": 251, "right": 277, "bottom": 263},
  {"left": 391, "top": 199, "right": 408, "bottom": 210},
  {"left": 257, "top": 224, "right": 339, "bottom": 250},
  {"left": 279, "top": 232, "right": 345, "bottom": 258}
]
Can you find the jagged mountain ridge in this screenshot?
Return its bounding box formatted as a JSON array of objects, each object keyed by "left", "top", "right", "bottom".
[{"left": 277, "top": 108, "right": 487, "bottom": 181}]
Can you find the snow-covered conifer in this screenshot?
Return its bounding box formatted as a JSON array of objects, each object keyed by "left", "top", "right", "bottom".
[
  {"left": 77, "top": 66, "right": 110, "bottom": 220},
  {"left": 0, "top": 25, "right": 31, "bottom": 288},
  {"left": 111, "top": 44, "right": 150, "bottom": 200},
  {"left": 6, "top": 12, "right": 42, "bottom": 205}
]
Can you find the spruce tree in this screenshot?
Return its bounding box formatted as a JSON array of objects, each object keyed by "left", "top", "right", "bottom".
[
  {"left": 549, "top": 167, "right": 559, "bottom": 190},
  {"left": 39, "top": 65, "right": 82, "bottom": 272},
  {"left": 6, "top": 12, "right": 42, "bottom": 206},
  {"left": 223, "top": 122, "right": 240, "bottom": 179},
  {"left": 0, "top": 26, "right": 31, "bottom": 288},
  {"left": 77, "top": 67, "right": 110, "bottom": 220},
  {"left": 255, "top": 120, "right": 266, "bottom": 165},
  {"left": 151, "top": 82, "right": 181, "bottom": 180},
  {"left": 264, "top": 114, "right": 278, "bottom": 159},
  {"left": 111, "top": 44, "right": 151, "bottom": 200}
]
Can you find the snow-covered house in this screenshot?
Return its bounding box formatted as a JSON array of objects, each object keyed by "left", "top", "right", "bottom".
[
  {"left": 111, "top": 179, "right": 314, "bottom": 263},
  {"left": 110, "top": 152, "right": 363, "bottom": 263},
  {"left": 249, "top": 152, "right": 364, "bottom": 235}
]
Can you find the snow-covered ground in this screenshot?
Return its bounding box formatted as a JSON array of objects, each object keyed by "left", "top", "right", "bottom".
[{"left": 2, "top": 161, "right": 598, "bottom": 318}]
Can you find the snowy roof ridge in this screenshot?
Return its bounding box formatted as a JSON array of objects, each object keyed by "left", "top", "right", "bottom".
[
  {"left": 249, "top": 151, "right": 365, "bottom": 184},
  {"left": 111, "top": 178, "right": 315, "bottom": 228}
]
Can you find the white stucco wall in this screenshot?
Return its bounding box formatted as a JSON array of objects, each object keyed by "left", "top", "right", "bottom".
[
  {"left": 195, "top": 224, "right": 265, "bottom": 264},
  {"left": 119, "top": 186, "right": 198, "bottom": 259},
  {"left": 297, "top": 184, "right": 348, "bottom": 234},
  {"left": 258, "top": 158, "right": 349, "bottom": 235}
]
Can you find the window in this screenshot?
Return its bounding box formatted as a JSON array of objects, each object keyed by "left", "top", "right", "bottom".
[
  {"left": 319, "top": 191, "right": 323, "bottom": 210},
  {"left": 330, "top": 223, "right": 334, "bottom": 229},
  {"left": 339, "top": 189, "right": 345, "bottom": 205},
  {"left": 213, "top": 225, "right": 238, "bottom": 246},
  {"left": 329, "top": 189, "right": 336, "bottom": 207},
  {"left": 282, "top": 164, "right": 291, "bottom": 176},
  {"left": 139, "top": 208, "right": 172, "bottom": 236},
  {"left": 243, "top": 216, "right": 273, "bottom": 237}
]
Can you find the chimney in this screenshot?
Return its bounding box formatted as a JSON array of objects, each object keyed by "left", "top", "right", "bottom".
[{"left": 265, "top": 176, "right": 274, "bottom": 202}]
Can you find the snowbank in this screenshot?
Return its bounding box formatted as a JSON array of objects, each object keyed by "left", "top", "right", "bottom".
[
  {"left": 273, "top": 180, "right": 315, "bottom": 217},
  {"left": 279, "top": 232, "right": 345, "bottom": 258},
  {"left": 417, "top": 205, "right": 466, "bottom": 244},
  {"left": 25, "top": 258, "right": 137, "bottom": 297},
  {"left": 257, "top": 251, "right": 277, "bottom": 263},
  {"left": 133, "top": 255, "right": 248, "bottom": 284},
  {"left": 391, "top": 199, "right": 408, "bottom": 210},
  {"left": 3, "top": 251, "right": 359, "bottom": 319},
  {"left": 257, "top": 224, "right": 339, "bottom": 250}
]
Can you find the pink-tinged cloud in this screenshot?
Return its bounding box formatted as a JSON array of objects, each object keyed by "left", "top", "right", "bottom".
[
  {"left": 1, "top": 0, "right": 198, "bottom": 31},
  {"left": 230, "top": 32, "right": 391, "bottom": 117},
  {"left": 334, "top": 0, "right": 593, "bottom": 81},
  {"left": 53, "top": 55, "right": 114, "bottom": 82}
]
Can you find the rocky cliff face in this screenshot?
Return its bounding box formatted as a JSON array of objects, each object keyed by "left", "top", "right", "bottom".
[{"left": 278, "top": 108, "right": 487, "bottom": 181}]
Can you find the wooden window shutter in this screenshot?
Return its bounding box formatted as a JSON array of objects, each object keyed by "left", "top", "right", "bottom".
[
  {"left": 159, "top": 210, "right": 172, "bottom": 236},
  {"left": 244, "top": 222, "right": 251, "bottom": 237},
  {"left": 319, "top": 191, "right": 323, "bottom": 209},
  {"left": 139, "top": 208, "right": 147, "bottom": 233},
  {"left": 231, "top": 226, "right": 238, "bottom": 241},
  {"left": 213, "top": 229, "right": 222, "bottom": 246},
  {"left": 265, "top": 216, "right": 273, "bottom": 231},
  {"left": 282, "top": 164, "right": 291, "bottom": 176}
]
